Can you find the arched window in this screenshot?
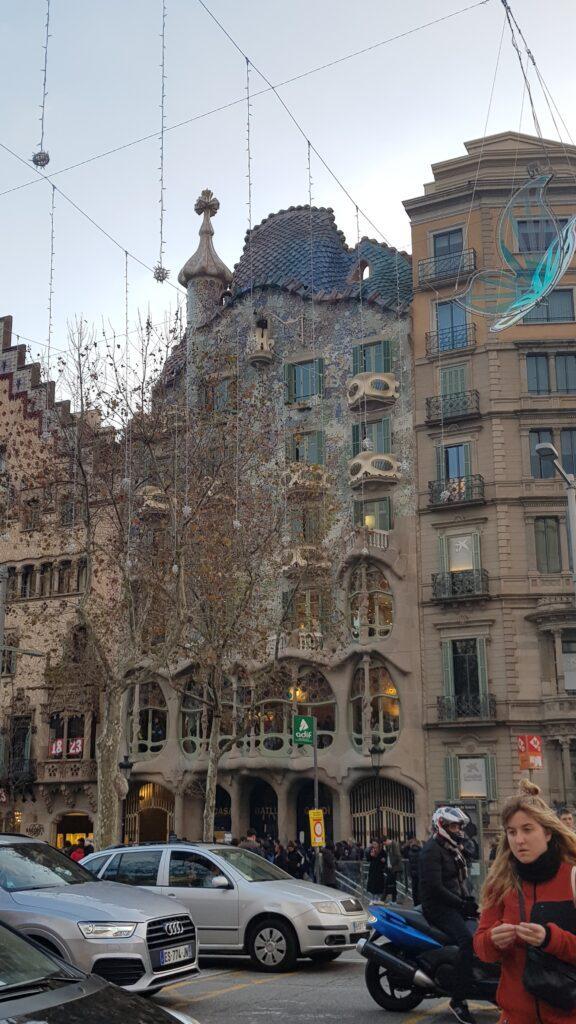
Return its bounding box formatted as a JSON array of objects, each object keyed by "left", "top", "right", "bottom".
[
  {"left": 128, "top": 681, "right": 167, "bottom": 756},
  {"left": 349, "top": 563, "right": 393, "bottom": 642},
  {"left": 180, "top": 677, "right": 238, "bottom": 757},
  {"left": 292, "top": 669, "right": 336, "bottom": 750},
  {"left": 350, "top": 660, "right": 400, "bottom": 750}
]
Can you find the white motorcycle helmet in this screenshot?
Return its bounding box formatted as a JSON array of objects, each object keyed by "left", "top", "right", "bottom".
[{"left": 432, "top": 806, "right": 469, "bottom": 839}]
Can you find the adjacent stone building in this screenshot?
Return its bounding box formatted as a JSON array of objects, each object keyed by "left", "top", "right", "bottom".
[{"left": 404, "top": 131, "right": 576, "bottom": 833}]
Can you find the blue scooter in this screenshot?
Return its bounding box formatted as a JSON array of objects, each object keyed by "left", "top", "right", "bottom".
[{"left": 357, "top": 902, "right": 499, "bottom": 1013}]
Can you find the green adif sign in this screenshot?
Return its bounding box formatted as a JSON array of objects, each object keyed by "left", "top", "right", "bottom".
[{"left": 293, "top": 715, "right": 315, "bottom": 745}]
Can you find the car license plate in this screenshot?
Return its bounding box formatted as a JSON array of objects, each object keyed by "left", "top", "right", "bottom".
[
  {"left": 351, "top": 919, "right": 367, "bottom": 933},
  {"left": 159, "top": 943, "right": 193, "bottom": 966}
]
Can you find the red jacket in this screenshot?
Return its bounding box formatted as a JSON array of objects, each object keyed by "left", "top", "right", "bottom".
[{"left": 474, "top": 861, "right": 576, "bottom": 1024}]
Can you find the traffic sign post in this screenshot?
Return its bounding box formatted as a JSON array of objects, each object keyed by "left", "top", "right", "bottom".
[
  {"left": 309, "top": 808, "right": 325, "bottom": 847},
  {"left": 293, "top": 714, "right": 321, "bottom": 882}
]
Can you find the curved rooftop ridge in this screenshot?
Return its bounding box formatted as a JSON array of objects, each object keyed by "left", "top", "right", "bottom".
[{"left": 230, "top": 204, "right": 412, "bottom": 311}]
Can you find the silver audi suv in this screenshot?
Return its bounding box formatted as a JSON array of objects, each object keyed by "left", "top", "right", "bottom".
[{"left": 0, "top": 834, "right": 199, "bottom": 994}]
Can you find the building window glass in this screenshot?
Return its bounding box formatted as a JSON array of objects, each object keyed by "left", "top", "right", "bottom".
[
  {"left": 290, "top": 507, "right": 321, "bottom": 544},
  {"left": 128, "top": 681, "right": 167, "bottom": 756},
  {"left": 60, "top": 498, "right": 75, "bottom": 527},
  {"left": 48, "top": 714, "right": 84, "bottom": 759},
  {"left": 535, "top": 517, "right": 562, "bottom": 573},
  {"left": 23, "top": 501, "right": 40, "bottom": 531},
  {"left": 352, "top": 339, "right": 391, "bottom": 375},
  {"left": 562, "top": 631, "right": 576, "bottom": 692},
  {"left": 6, "top": 567, "right": 16, "bottom": 601},
  {"left": 349, "top": 564, "right": 393, "bottom": 641},
  {"left": 38, "top": 563, "right": 52, "bottom": 596},
  {"left": 284, "top": 359, "right": 324, "bottom": 403},
  {"left": 353, "top": 497, "right": 391, "bottom": 532},
  {"left": 452, "top": 639, "right": 481, "bottom": 707},
  {"left": 524, "top": 289, "right": 574, "bottom": 323},
  {"left": 352, "top": 417, "right": 390, "bottom": 457},
  {"left": 526, "top": 354, "right": 550, "bottom": 394},
  {"left": 77, "top": 559, "right": 88, "bottom": 592},
  {"left": 1, "top": 635, "right": 17, "bottom": 676},
  {"left": 447, "top": 535, "right": 475, "bottom": 573},
  {"left": 561, "top": 429, "right": 576, "bottom": 476},
  {"left": 57, "top": 561, "right": 72, "bottom": 594},
  {"left": 292, "top": 669, "right": 336, "bottom": 750},
  {"left": 20, "top": 565, "right": 34, "bottom": 599},
  {"left": 436, "top": 301, "right": 468, "bottom": 351},
  {"left": 556, "top": 355, "right": 576, "bottom": 394},
  {"left": 287, "top": 430, "right": 324, "bottom": 465},
  {"left": 517, "top": 218, "right": 567, "bottom": 253},
  {"left": 432, "top": 229, "right": 464, "bottom": 277},
  {"left": 350, "top": 660, "right": 399, "bottom": 750},
  {"left": 530, "top": 429, "right": 555, "bottom": 478}
]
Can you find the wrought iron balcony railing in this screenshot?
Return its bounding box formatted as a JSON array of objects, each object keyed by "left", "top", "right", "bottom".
[
  {"left": 432, "top": 569, "right": 489, "bottom": 601},
  {"left": 0, "top": 757, "right": 37, "bottom": 787},
  {"left": 428, "top": 474, "right": 485, "bottom": 507},
  {"left": 426, "top": 390, "right": 480, "bottom": 423},
  {"left": 425, "top": 322, "right": 476, "bottom": 358},
  {"left": 418, "top": 248, "right": 476, "bottom": 286},
  {"left": 437, "top": 693, "right": 496, "bottom": 722}
]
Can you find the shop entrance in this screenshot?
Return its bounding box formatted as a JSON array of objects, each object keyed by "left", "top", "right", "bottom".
[
  {"left": 55, "top": 813, "right": 93, "bottom": 849},
  {"left": 125, "top": 782, "right": 174, "bottom": 844},
  {"left": 249, "top": 780, "right": 278, "bottom": 840}
]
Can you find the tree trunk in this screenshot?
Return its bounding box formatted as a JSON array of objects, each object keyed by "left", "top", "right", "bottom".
[
  {"left": 94, "top": 684, "right": 124, "bottom": 849},
  {"left": 203, "top": 712, "right": 221, "bottom": 842}
]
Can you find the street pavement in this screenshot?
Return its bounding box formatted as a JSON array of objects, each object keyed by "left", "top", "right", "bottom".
[{"left": 157, "top": 952, "right": 500, "bottom": 1024}]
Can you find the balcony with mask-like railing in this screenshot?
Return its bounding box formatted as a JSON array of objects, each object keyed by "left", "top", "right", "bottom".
[
  {"left": 426, "top": 390, "right": 480, "bottom": 424},
  {"left": 431, "top": 569, "right": 489, "bottom": 602},
  {"left": 428, "top": 474, "right": 485, "bottom": 508},
  {"left": 418, "top": 248, "right": 476, "bottom": 287},
  {"left": 347, "top": 372, "right": 399, "bottom": 411},
  {"left": 348, "top": 451, "right": 401, "bottom": 489},
  {"left": 426, "top": 321, "right": 476, "bottom": 359},
  {"left": 436, "top": 693, "right": 497, "bottom": 723}
]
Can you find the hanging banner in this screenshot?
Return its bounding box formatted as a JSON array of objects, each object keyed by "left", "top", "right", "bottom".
[
  {"left": 518, "top": 734, "right": 543, "bottom": 770},
  {"left": 308, "top": 808, "right": 325, "bottom": 848}
]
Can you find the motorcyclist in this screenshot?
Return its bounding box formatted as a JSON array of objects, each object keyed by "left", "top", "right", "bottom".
[{"left": 419, "top": 807, "right": 478, "bottom": 1024}]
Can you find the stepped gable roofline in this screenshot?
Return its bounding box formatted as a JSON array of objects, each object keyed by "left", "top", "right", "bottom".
[
  {"left": 178, "top": 189, "right": 233, "bottom": 288},
  {"left": 230, "top": 203, "right": 412, "bottom": 311}
]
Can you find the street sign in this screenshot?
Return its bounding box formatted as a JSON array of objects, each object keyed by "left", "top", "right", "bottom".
[
  {"left": 518, "top": 734, "right": 543, "bottom": 770},
  {"left": 293, "top": 715, "right": 314, "bottom": 745},
  {"left": 309, "top": 808, "right": 325, "bottom": 847}
]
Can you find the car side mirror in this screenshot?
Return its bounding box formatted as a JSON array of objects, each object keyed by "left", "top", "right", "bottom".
[{"left": 211, "top": 874, "right": 231, "bottom": 889}]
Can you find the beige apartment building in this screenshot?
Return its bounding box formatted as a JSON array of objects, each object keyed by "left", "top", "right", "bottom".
[{"left": 404, "top": 131, "right": 576, "bottom": 833}]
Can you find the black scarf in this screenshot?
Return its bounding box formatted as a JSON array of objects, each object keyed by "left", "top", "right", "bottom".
[{"left": 513, "top": 838, "right": 562, "bottom": 884}]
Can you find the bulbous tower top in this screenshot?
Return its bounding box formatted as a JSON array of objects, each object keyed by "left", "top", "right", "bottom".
[{"left": 178, "top": 189, "right": 233, "bottom": 288}]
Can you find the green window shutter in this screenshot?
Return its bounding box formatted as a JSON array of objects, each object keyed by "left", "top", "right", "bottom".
[
  {"left": 381, "top": 417, "right": 391, "bottom": 452},
  {"left": 352, "top": 423, "right": 361, "bottom": 457},
  {"left": 436, "top": 446, "right": 445, "bottom": 482},
  {"left": 463, "top": 442, "right": 471, "bottom": 479},
  {"left": 441, "top": 640, "right": 455, "bottom": 697},
  {"left": 285, "top": 436, "right": 295, "bottom": 464},
  {"left": 284, "top": 364, "right": 295, "bottom": 403},
  {"left": 441, "top": 364, "right": 467, "bottom": 396},
  {"left": 372, "top": 341, "right": 383, "bottom": 372},
  {"left": 438, "top": 536, "right": 449, "bottom": 573},
  {"left": 352, "top": 346, "right": 361, "bottom": 375},
  {"left": 476, "top": 637, "right": 488, "bottom": 697},
  {"left": 444, "top": 755, "right": 459, "bottom": 801},
  {"left": 313, "top": 431, "right": 325, "bottom": 466},
  {"left": 381, "top": 339, "right": 391, "bottom": 374},
  {"left": 315, "top": 357, "right": 325, "bottom": 397},
  {"left": 472, "top": 533, "right": 481, "bottom": 571},
  {"left": 486, "top": 755, "right": 497, "bottom": 801},
  {"left": 378, "top": 498, "right": 391, "bottom": 531}
]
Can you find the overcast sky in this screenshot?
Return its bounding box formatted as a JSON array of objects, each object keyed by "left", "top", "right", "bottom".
[{"left": 1, "top": 0, "right": 575, "bottom": 381}]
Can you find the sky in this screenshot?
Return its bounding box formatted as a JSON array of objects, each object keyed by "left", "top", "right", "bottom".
[{"left": 1, "top": 0, "right": 576, "bottom": 384}]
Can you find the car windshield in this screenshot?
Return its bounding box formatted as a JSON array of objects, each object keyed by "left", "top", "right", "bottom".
[
  {"left": 210, "top": 848, "right": 292, "bottom": 882},
  {"left": 0, "top": 843, "right": 92, "bottom": 891},
  {"left": 0, "top": 920, "right": 68, "bottom": 988}
]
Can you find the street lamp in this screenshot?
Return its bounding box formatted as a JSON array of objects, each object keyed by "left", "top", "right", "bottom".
[
  {"left": 535, "top": 442, "right": 576, "bottom": 600},
  {"left": 369, "top": 742, "right": 386, "bottom": 839},
  {"left": 118, "top": 754, "right": 134, "bottom": 844}
]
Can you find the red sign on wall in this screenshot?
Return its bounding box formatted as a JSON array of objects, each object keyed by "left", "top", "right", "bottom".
[{"left": 518, "top": 734, "right": 543, "bottom": 770}]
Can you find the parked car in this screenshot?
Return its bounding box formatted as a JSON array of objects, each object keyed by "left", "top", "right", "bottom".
[
  {"left": 0, "top": 916, "right": 198, "bottom": 1023},
  {"left": 0, "top": 834, "right": 199, "bottom": 994},
  {"left": 83, "top": 842, "right": 369, "bottom": 972}
]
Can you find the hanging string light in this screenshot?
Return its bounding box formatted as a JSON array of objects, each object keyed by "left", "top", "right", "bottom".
[
  {"left": 245, "top": 57, "right": 254, "bottom": 313},
  {"left": 32, "top": 0, "right": 51, "bottom": 168},
  {"left": 46, "top": 184, "right": 56, "bottom": 381},
  {"left": 153, "top": 0, "right": 169, "bottom": 283}
]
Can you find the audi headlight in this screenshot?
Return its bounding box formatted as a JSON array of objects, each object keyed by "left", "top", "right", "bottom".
[
  {"left": 312, "top": 901, "right": 341, "bottom": 915},
  {"left": 78, "top": 922, "right": 137, "bottom": 939}
]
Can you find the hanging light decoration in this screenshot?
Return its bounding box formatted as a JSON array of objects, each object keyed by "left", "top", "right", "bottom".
[
  {"left": 153, "top": 0, "right": 169, "bottom": 283},
  {"left": 32, "top": 0, "right": 51, "bottom": 168}
]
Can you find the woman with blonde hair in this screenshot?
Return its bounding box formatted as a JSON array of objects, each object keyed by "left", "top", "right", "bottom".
[{"left": 474, "top": 779, "right": 576, "bottom": 1023}]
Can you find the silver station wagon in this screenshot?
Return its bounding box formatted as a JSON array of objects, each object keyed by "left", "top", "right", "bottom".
[
  {"left": 0, "top": 834, "right": 199, "bottom": 994},
  {"left": 83, "top": 842, "right": 369, "bottom": 971}
]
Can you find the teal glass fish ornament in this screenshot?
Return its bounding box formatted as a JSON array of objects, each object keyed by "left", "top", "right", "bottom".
[{"left": 455, "top": 174, "right": 576, "bottom": 332}]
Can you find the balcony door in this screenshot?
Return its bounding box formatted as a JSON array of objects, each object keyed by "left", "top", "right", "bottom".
[
  {"left": 436, "top": 302, "right": 467, "bottom": 351},
  {"left": 442, "top": 638, "right": 488, "bottom": 718}
]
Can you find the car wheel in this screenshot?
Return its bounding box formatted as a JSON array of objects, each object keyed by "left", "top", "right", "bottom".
[
  {"left": 247, "top": 917, "right": 298, "bottom": 972},
  {"left": 308, "top": 951, "right": 342, "bottom": 963}
]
